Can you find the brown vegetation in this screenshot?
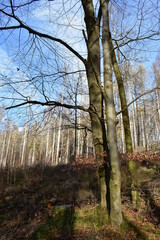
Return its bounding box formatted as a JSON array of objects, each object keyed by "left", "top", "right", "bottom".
[{"left": 0, "top": 154, "right": 160, "bottom": 239}]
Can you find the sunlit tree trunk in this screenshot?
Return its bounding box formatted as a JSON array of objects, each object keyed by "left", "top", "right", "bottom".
[
  {"left": 28, "top": 148, "right": 32, "bottom": 166},
  {"left": 133, "top": 107, "right": 138, "bottom": 150},
  {"left": 142, "top": 96, "right": 148, "bottom": 150},
  {"left": 10, "top": 142, "right": 14, "bottom": 166},
  {"left": 77, "top": 76, "right": 83, "bottom": 157},
  {"left": 80, "top": 132, "right": 84, "bottom": 156},
  {"left": 82, "top": 0, "right": 109, "bottom": 217},
  {"left": 0, "top": 131, "right": 7, "bottom": 167},
  {"left": 66, "top": 128, "right": 70, "bottom": 164},
  {"left": 153, "top": 64, "right": 160, "bottom": 121},
  {"left": 21, "top": 104, "right": 30, "bottom": 166},
  {"left": 120, "top": 113, "right": 125, "bottom": 153},
  {"left": 153, "top": 64, "right": 160, "bottom": 144},
  {"left": 4, "top": 131, "right": 11, "bottom": 167},
  {"left": 86, "top": 133, "right": 89, "bottom": 158},
  {"left": 51, "top": 120, "right": 56, "bottom": 165},
  {"left": 46, "top": 122, "right": 50, "bottom": 164},
  {"left": 56, "top": 77, "right": 65, "bottom": 165},
  {"left": 60, "top": 128, "right": 64, "bottom": 163},
  {"left": 109, "top": 27, "right": 132, "bottom": 154},
  {"left": 31, "top": 139, "right": 36, "bottom": 165},
  {"left": 101, "top": 0, "right": 122, "bottom": 225}
]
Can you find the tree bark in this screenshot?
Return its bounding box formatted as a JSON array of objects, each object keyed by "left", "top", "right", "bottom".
[
  {"left": 0, "top": 131, "right": 7, "bottom": 168},
  {"left": 109, "top": 30, "right": 133, "bottom": 154},
  {"left": 153, "top": 64, "right": 160, "bottom": 125},
  {"left": 51, "top": 119, "right": 56, "bottom": 165},
  {"left": 46, "top": 122, "right": 50, "bottom": 164},
  {"left": 101, "top": 0, "right": 122, "bottom": 226},
  {"left": 81, "top": 0, "right": 109, "bottom": 216},
  {"left": 56, "top": 77, "right": 65, "bottom": 165},
  {"left": 21, "top": 103, "right": 30, "bottom": 166}
]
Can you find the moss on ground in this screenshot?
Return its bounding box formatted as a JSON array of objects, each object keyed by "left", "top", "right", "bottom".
[
  {"left": 30, "top": 206, "right": 74, "bottom": 240},
  {"left": 0, "top": 160, "right": 160, "bottom": 240}
]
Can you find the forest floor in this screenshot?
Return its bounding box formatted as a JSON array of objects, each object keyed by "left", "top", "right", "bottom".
[{"left": 0, "top": 154, "right": 160, "bottom": 240}]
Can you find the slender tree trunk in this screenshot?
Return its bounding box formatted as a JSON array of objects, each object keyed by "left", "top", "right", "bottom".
[
  {"left": 108, "top": 19, "right": 140, "bottom": 212},
  {"left": 46, "top": 123, "right": 50, "bottom": 164},
  {"left": 60, "top": 128, "right": 64, "bottom": 163},
  {"left": 56, "top": 77, "right": 65, "bottom": 165},
  {"left": 82, "top": 0, "right": 109, "bottom": 216},
  {"left": 131, "top": 89, "right": 138, "bottom": 150},
  {"left": 109, "top": 28, "right": 132, "bottom": 154},
  {"left": 77, "top": 121, "right": 80, "bottom": 157},
  {"left": 28, "top": 148, "right": 32, "bottom": 166},
  {"left": 4, "top": 132, "right": 11, "bottom": 167},
  {"left": 0, "top": 131, "right": 7, "bottom": 168},
  {"left": 74, "top": 82, "right": 78, "bottom": 158},
  {"left": 120, "top": 112, "right": 125, "bottom": 153},
  {"left": 101, "top": 0, "right": 122, "bottom": 226},
  {"left": 142, "top": 97, "right": 148, "bottom": 151},
  {"left": 134, "top": 89, "right": 141, "bottom": 149},
  {"left": 21, "top": 104, "right": 30, "bottom": 166},
  {"left": 77, "top": 76, "right": 83, "bottom": 157},
  {"left": 81, "top": 133, "right": 84, "bottom": 156},
  {"left": 66, "top": 128, "right": 70, "bottom": 164},
  {"left": 31, "top": 139, "right": 36, "bottom": 165},
  {"left": 11, "top": 139, "right": 16, "bottom": 183},
  {"left": 153, "top": 64, "right": 160, "bottom": 121},
  {"left": 51, "top": 120, "right": 56, "bottom": 165},
  {"left": 153, "top": 64, "right": 160, "bottom": 143}
]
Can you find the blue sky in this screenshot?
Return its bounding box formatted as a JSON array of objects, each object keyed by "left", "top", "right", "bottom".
[{"left": 0, "top": 0, "right": 159, "bottom": 126}]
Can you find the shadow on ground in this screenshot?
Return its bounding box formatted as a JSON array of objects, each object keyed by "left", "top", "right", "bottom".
[
  {"left": 0, "top": 159, "right": 160, "bottom": 239},
  {"left": 0, "top": 162, "right": 100, "bottom": 239}
]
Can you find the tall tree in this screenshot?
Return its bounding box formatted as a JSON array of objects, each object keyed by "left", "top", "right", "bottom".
[
  {"left": 101, "top": 0, "right": 122, "bottom": 225},
  {"left": 81, "top": 0, "right": 110, "bottom": 218},
  {"left": 1, "top": 0, "right": 159, "bottom": 226},
  {"left": 109, "top": 32, "right": 133, "bottom": 154}
]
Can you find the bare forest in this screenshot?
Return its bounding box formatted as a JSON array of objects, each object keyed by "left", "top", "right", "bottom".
[{"left": 0, "top": 0, "right": 160, "bottom": 239}]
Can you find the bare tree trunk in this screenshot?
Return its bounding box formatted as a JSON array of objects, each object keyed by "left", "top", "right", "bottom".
[
  {"left": 0, "top": 131, "right": 7, "bottom": 168},
  {"left": 10, "top": 140, "right": 15, "bottom": 183},
  {"left": 132, "top": 95, "right": 138, "bottom": 150},
  {"left": 56, "top": 77, "right": 65, "bottom": 165},
  {"left": 82, "top": 0, "right": 109, "bottom": 218},
  {"left": 46, "top": 122, "right": 50, "bottom": 164},
  {"left": 120, "top": 112, "right": 125, "bottom": 153},
  {"left": 4, "top": 132, "right": 11, "bottom": 167},
  {"left": 142, "top": 96, "right": 148, "bottom": 150},
  {"left": 101, "top": 0, "right": 122, "bottom": 226},
  {"left": 28, "top": 148, "right": 32, "bottom": 166},
  {"left": 80, "top": 133, "right": 84, "bottom": 156},
  {"left": 153, "top": 64, "right": 160, "bottom": 143},
  {"left": 153, "top": 64, "right": 160, "bottom": 121},
  {"left": 77, "top": 76, "right": 83, "bottom": 157},
  {"left": 21, "top": 104, "right": 30, "bottom": 166},
  {"left": 109, "top": 27, "right": 132, "bottom": 154},
  {"left": 51, "top": 120, "right": 56, "bottom": 165},
  {"left": 31, "top": 139, "right": 36, "bottom": 165},
  {"left": 66, "top": 128, "right": 70, "bottom": 164},
  {"left": 86, "top": 133, "right": 89, "bottom": 158},
  {"left": 60, "top": 128, "right": 64, "bottom": 163},
  {"left": 74, "top": 82, "right": 78, "bottom": 158}
]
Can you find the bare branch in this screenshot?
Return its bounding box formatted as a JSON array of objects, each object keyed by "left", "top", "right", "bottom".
[
  {"left": 5, "top": 99, "right": 89, "bottom": 113},
  {"left": 0, "top": 8, "right": 86, "bottom": 64},
  {"left": 117, "top": 87, "right": 160, "bottom": 115},
  {"left": 0, "top": 25, "right": 21, "bottom": 30},
  {"left": 113, "top": 32, "right": 160, "bottom": 50}
]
